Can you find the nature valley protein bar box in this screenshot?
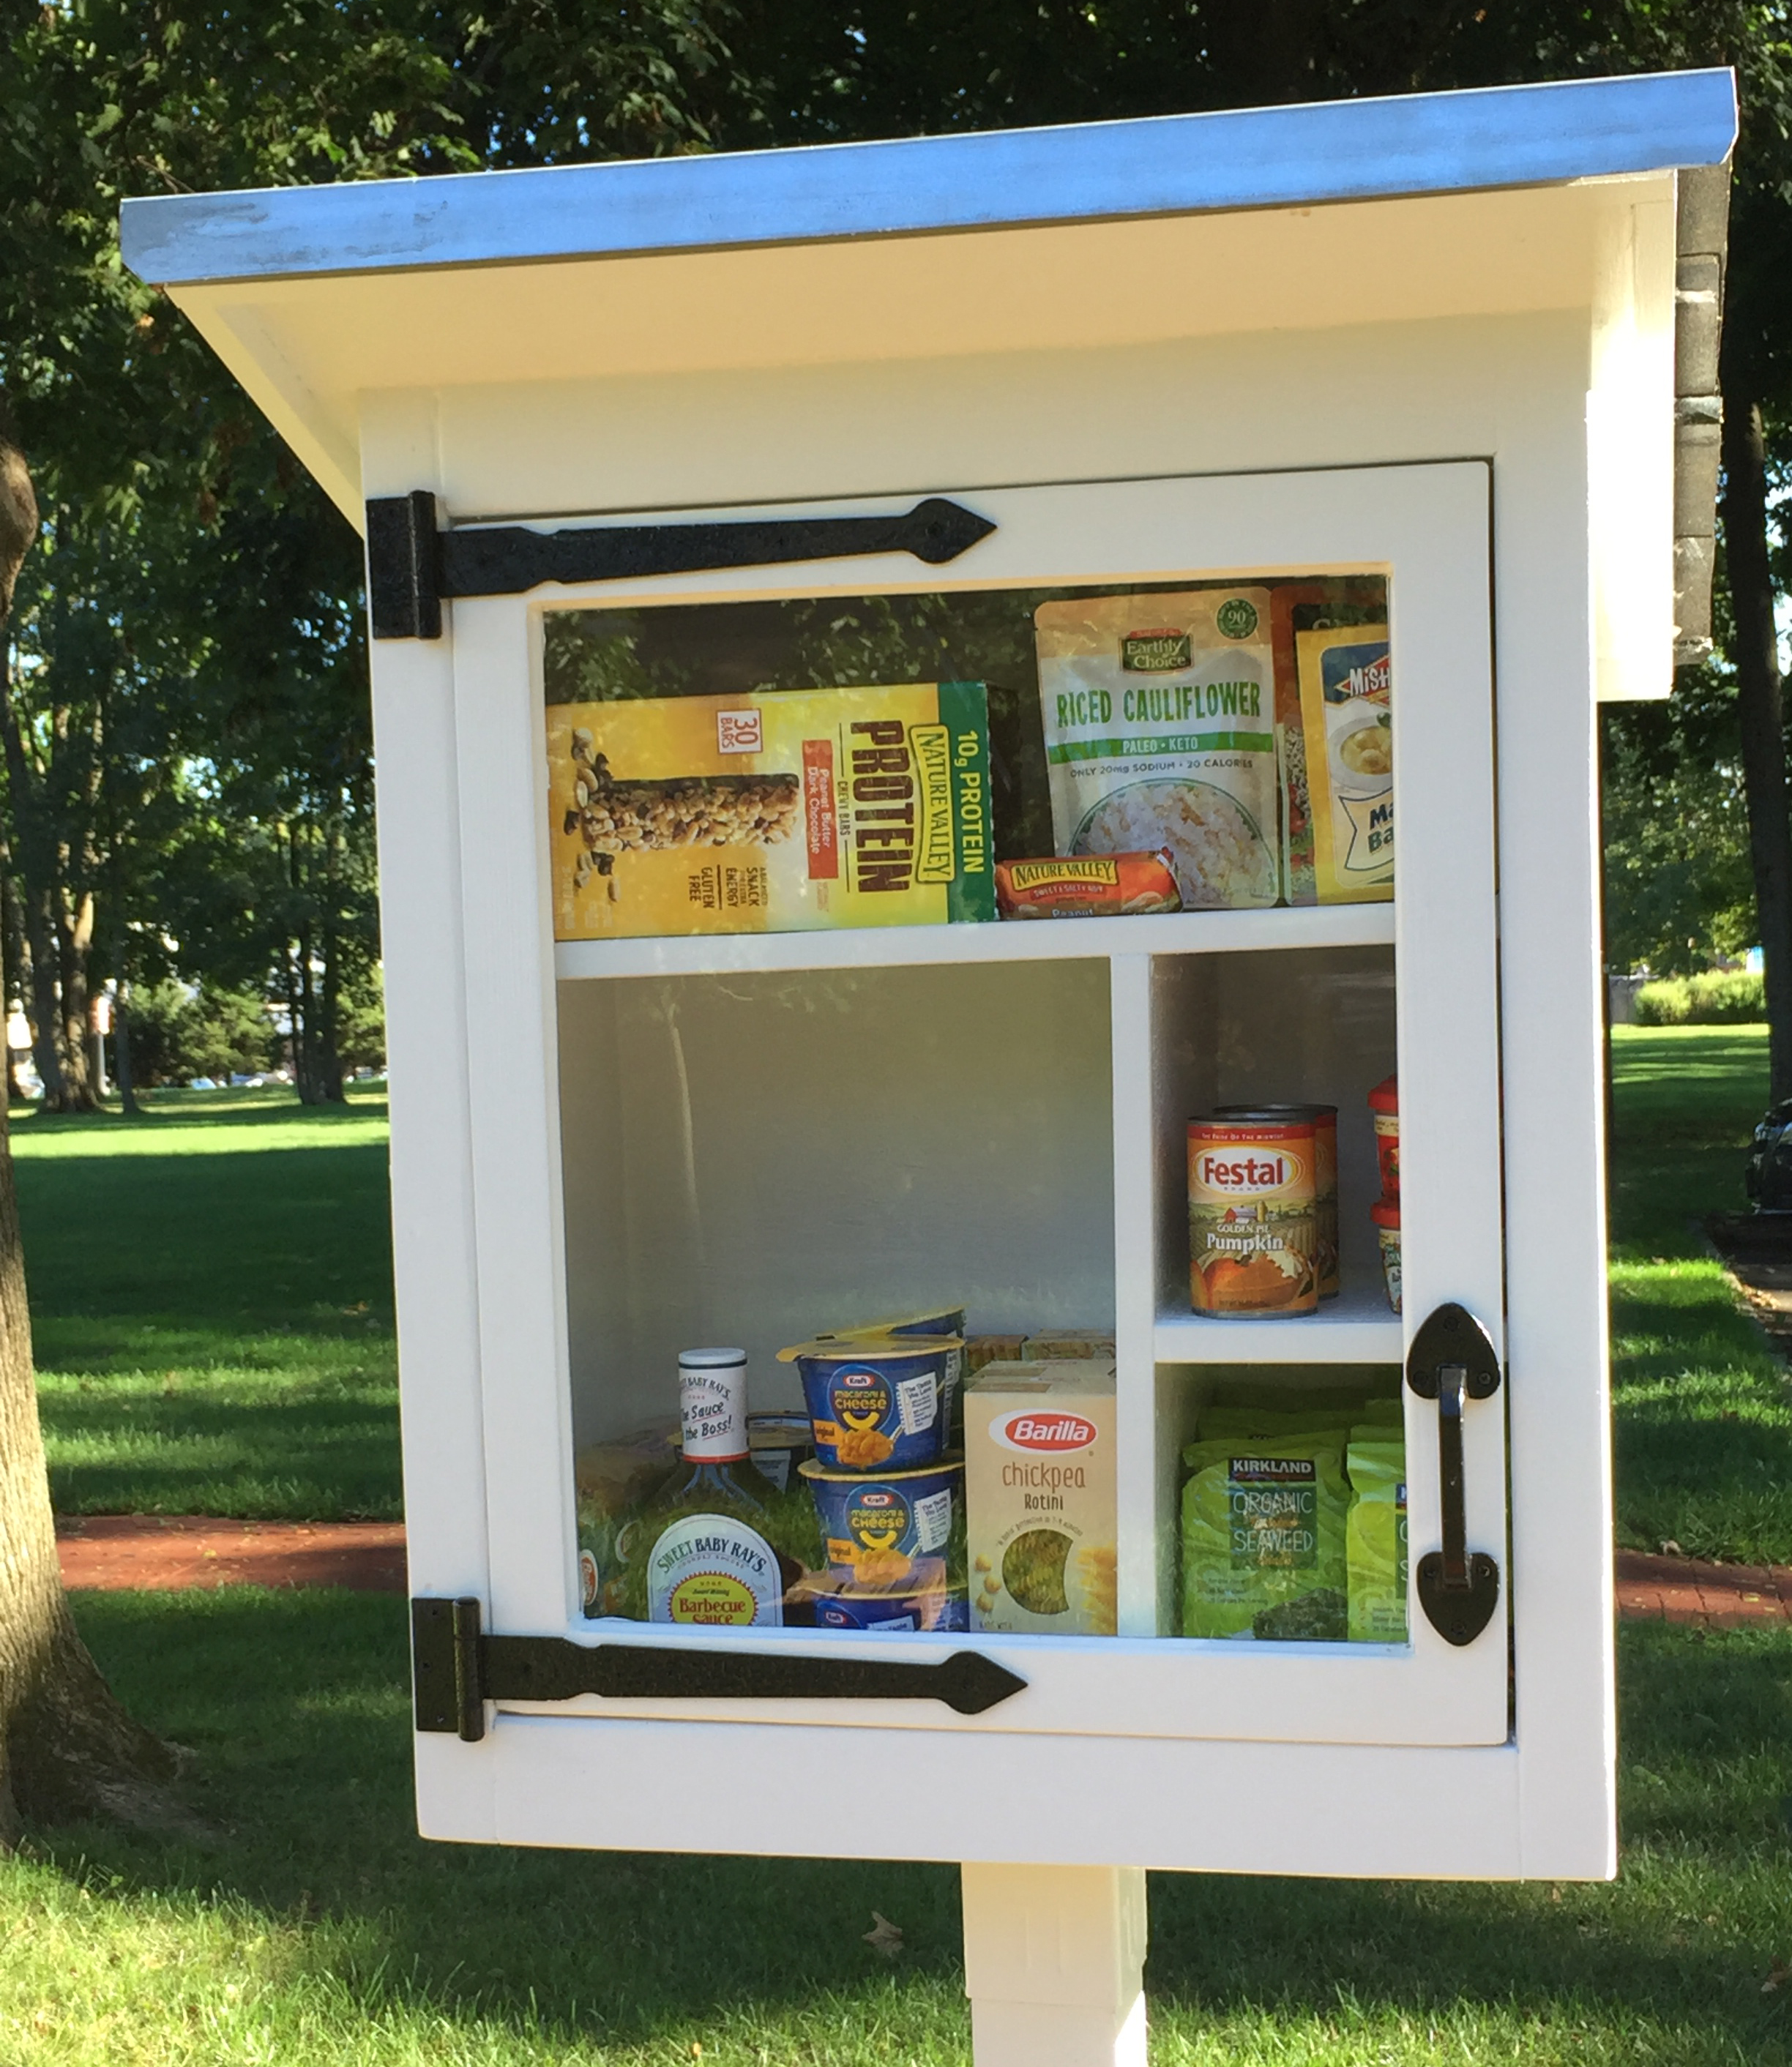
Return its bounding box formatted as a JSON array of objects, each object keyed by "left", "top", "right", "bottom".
[
  {"left": 548, "top": 684, "right": 995, "bottom": 939},
  {"left": 965, "top": 1361, "right": 1116, "bottom": 1637}
]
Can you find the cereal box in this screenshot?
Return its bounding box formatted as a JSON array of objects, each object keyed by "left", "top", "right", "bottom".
[
  {"left": 965, "top": 1361, "right": 1117, "bottom": 1637},
  {"left": 548, "top": 684, "right": 995, "bottom": 939}
]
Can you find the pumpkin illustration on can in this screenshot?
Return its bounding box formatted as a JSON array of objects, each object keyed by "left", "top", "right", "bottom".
[{"left": 1187, "top": 1116, "right": 1320, "bottom": 1317}]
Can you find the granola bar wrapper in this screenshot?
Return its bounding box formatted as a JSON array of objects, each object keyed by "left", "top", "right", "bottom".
[
  {"left": 548, "top": 684, "right": 995, "bottom": 939},
  {"left": 995, "top": 851, "right": 1181, "bottom": 919}
]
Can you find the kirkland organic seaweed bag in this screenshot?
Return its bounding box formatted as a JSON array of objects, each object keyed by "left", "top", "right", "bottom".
[
  {"left": 1034, "top": 592, "right": 1280, "bottom": 909},
  {"left": 1181, "top": 1430, "right": 1349, "bottom": 1640},
  {"left": 1345, "top": 1435, "right": 1408, "bottom": 1642}
]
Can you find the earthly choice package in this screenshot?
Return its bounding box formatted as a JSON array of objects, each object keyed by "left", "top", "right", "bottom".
[
  {"left": 1034, "top": 591, "right": 1280, "bottom": 909},
  {"left": 548, "top": 684, "right": 994, "bottom": 940},
  {"left": 965, "top": 1361, "right": 1117, "bottom": 1637}
]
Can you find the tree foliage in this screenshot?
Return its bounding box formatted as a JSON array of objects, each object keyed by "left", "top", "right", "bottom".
[
  {"left": 5, "top": 0, "right": 1792, "bottom": 1085},
  {"left": 0, "top": 1, "right": 466, "bottom": 1102}
]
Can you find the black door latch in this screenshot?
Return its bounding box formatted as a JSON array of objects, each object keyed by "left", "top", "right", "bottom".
[{"left": 1405, "top": 1301, "right": 1504, "bottom": 1647}]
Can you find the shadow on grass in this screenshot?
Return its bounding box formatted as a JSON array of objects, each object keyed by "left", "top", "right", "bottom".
[
  {"left": 37, "top": 1594, "right": 1792, "bottom": 2060},
  {"left": 1608, "top": 1270, "right": 1792, "bottom": 1560},
  {"left": 40, "top": 1386, "right": 403, "bottom": 1518},
  {"left": 35, "top": 1315, "right": 393, "bottom": 1372},
  {"left": 16, "top": 1145, "right": 393, "bottom": 1331},
  {"left": 11, "top": 1091, "right": 389, "bottom": 1136},
  {"left": 53, "top": 1591, "right": 966, "bottom": 2046},
  {"left": 1149, "top": 1624, "right": 1792, "bottom": 2054}
]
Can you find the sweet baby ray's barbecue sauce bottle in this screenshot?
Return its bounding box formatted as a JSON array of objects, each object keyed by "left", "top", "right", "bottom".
[{"left": 626, "top": 1349, "right": 796, "bottom": 1626}]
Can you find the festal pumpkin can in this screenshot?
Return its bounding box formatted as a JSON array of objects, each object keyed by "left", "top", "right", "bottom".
[
  {"left": 1187, "top": 1115, "right": 1320, "bottom": 1316},
  {"left": 1213, "top": 1103, "right": 1338, "bottom": 1298}
]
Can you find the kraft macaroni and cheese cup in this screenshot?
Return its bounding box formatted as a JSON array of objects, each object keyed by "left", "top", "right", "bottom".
[
  {"left": 779, "top": 1336, "right": 960, "bottom": 1468},
  {"left": 799, "top": 1457, "right": 963, "bottom": 1581},
  {"left": 809, "top": 1555, "right": 969, "bottom": 1632},
  {"left": 817, "top": 1307, "right": 968, "bottom": 1442},
  {"left": 821, "top": 1307, "right": 966, "bottom": 1342}
]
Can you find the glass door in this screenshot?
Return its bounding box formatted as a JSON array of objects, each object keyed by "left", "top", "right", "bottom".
[{"left": 452, "top": 462, "right": 1507, "bottom": 1747}]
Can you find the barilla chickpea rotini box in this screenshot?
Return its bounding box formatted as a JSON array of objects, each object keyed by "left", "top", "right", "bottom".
[
  {"left": 547, "top": 684, "right": 995, "bottom": 939},
  {"left": 965, "top": 1361, "right": 1117, "bottom": 1637}
]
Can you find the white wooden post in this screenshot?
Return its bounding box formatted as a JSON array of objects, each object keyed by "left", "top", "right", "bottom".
[{"left": 961, "top": 1863, "right": 1148, "bottom": 2067}]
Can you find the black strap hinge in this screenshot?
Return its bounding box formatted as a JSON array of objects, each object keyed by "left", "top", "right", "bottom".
[
  {"left": 411, "top": 1596, "right": 1028, "bottom": 1741},
  {"left": 365, "top": 492, "right": 997, "bottom": 640}
]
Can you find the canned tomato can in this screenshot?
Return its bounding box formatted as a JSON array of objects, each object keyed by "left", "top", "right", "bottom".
[
  {"left": 1370, "top": 1197, "right": 1402, "bottom": 1313},
  {"left": 1213, "top": 1104, "right": 1338, "bottom": 1298},
  {"left": 1369, "top": 1074, "right": 1399, "bottom": 1199},
  {"left": 1187, "top": 1115, "right": 1319, "bottom": 1316}
]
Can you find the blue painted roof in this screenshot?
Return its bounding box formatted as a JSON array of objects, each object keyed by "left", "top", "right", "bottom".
[{"left": 122, "top": 69, "right": 1736, "bottom": 288}]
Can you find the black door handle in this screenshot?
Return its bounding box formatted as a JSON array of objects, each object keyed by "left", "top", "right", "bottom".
[{"left": 1405, "top": 1301, "right": 1502, "bottom": 1646}]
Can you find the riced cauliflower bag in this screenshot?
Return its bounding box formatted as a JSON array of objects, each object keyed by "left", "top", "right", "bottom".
[{"left": 1034, "top": 591, "right": 1281, "bottom": 908}]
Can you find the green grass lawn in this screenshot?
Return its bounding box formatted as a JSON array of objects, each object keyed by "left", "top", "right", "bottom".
[
  {"left": 1608, "top": 1025, "right": 1792, "bottom": 1562},
  {"left": 15, "top": 1085, "right": 401, "bottom": 1520},
  {"left": 1, "top": 1599, "right": 1785, "bottom": 2064},
  {"left": 1, "top": 1039, "right": 1790, "bottom": 2063}
]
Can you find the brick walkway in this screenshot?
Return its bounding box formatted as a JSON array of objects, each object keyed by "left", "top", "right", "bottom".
[
  {"left": 1613, "top": 1549, "right": 1792, "bottom": 1629},
  {"left": 51, "top": 1518, "right": 1792, "bottom": 1625},
  {"left": 56, "top": 1514, "right": 406, "bottom": 1593}
]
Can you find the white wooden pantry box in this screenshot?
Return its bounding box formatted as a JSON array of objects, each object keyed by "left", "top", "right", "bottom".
[{"left": 124, "top": 62, "right": 1733, "bottom": 1921}]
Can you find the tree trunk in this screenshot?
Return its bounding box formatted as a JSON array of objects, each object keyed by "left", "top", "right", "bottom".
[
  {"left": 0, "top": 664, "right": 67, "bottom": 1110},
  {"left": 317, "top": 815, "right": 346, "bottom": 1103},
  {"left": 0, "top": 393, "right": 176, "bottom": 1842},
  {"left": 0, "top": 1111, "right": 178, "bottom": 1837},
  {"left": 317, "top": 921, "right": 345, "bottom": 1104},
  {"left": 1721, "top": 397, "right": 1792, "bottom": 1105},
  {"left": 0, "top": 858, "right": 29, "bottom": 1104},
  {"left": 113, "top": 986, "right": 138, "bottom": 1117},
  {"left": 54, "top": 883, "right": 96, "bottom": 1113}
]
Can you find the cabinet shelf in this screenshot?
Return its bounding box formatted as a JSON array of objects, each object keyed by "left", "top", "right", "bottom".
[
  {"left": 553, "top": 900, "right": 1395, "bottom": 981},
  {"left": 1154, "top": 1279, "right": 1403, "bottom": 1364}
]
